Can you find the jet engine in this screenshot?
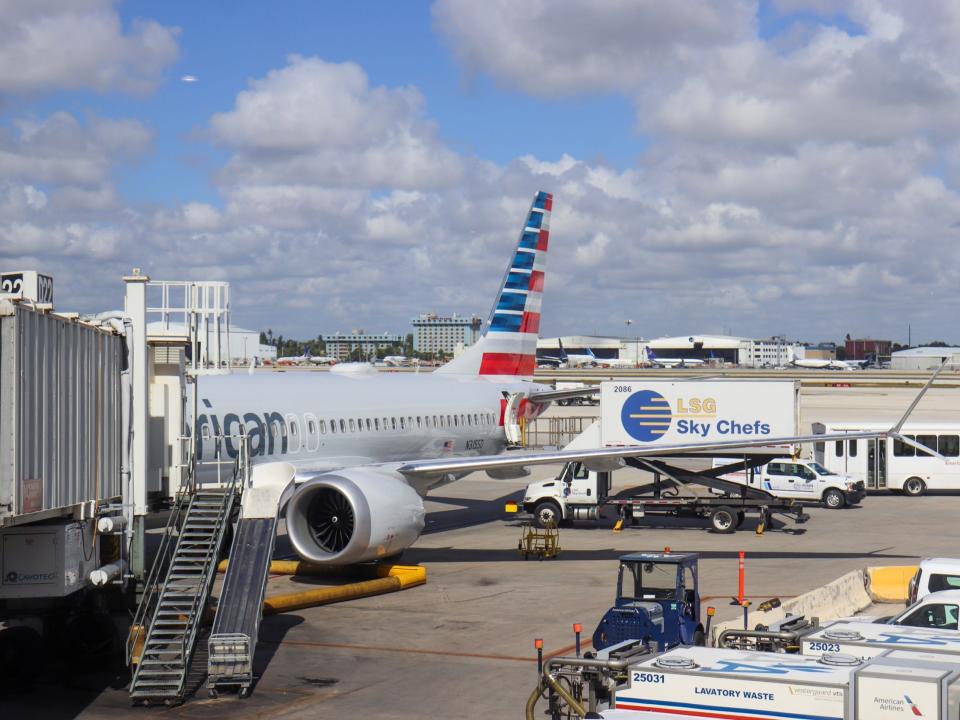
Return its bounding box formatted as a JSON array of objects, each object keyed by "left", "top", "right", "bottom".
[{"left": 285, "top": 467, "right": 425, "bottom": 565}]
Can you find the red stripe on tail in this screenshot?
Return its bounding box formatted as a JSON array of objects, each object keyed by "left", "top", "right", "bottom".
[
  {"left": 537, "top": 229, "right": 549, "bottom": 251},
  {"left": 528, "top": 270, "right": 544, "bottom": 292},
  {"left": 479, "top": 353, "right": 536, "bottom": 375},
  {"left": 520, "top": 312, "right": 540, "bottom": 334}
]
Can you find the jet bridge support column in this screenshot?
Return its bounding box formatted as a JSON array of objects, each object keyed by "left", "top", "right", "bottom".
[{"left": 124, "top": 270, "right": 151, "bottom": 578}]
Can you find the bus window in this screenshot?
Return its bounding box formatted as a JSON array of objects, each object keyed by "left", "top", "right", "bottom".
[
  {"left": 848, "top": 439, "right": 858, "bottom": 457},
  {"left": 835, "top": 440, "right": 844, "bottom": 457},
  {"left": 894, "top": 436, "right": 915, "bottom": 457},
  {"left": 917, "top": 435, "right": 938, "bottom": 455},
  {"left": 939, "top": 435, "right": 960, "bottom": 457}
]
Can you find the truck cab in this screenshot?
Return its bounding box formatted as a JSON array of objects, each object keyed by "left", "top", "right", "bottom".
[
  {"left": 714, "top": 457, "right": 864, "bottom": 508},
  {"left": 907, "top": 558, "right": 960, "bottom": 605},
  {"left": 592, "top": 552, "right": 704, "bottom": 651},
  {"left": 522, "top": 421, "right": 611, "bottom": 527}
]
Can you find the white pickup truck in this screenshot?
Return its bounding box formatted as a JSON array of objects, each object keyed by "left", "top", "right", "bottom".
[{"left": 712, "top": 458, "right": 865, "bottom": 509}]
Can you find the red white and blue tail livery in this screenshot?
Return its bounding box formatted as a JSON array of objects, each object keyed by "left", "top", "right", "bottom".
[{"left": 437, "top": 190, "right": 551, "bottom": 377}]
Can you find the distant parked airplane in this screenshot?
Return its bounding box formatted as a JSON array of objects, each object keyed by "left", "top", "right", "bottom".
[
  {"left": 645, "top": 348, "right": 706, "bottom": 368},
  {"left": 538, "top": 338, "right": 599, "bottom": 368},
  {"left": 277, "top": 349, "right": 337, "bottom": 366}
]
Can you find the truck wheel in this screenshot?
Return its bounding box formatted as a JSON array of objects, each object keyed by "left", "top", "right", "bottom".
[
  {"left": 533, "top": 500, "right": 562, "bottom": 529},
  {"left": 710, "top": 507, "right": 736, "bottom": 534},
  {"left": 823, "top": 488, "right": 845, "bottom": 509},
  {"left": 903, "top": 477, "right": 926, "bottom": 497},
  {"left": 0, "top": 626, "right": 42, "bottom": 689}
]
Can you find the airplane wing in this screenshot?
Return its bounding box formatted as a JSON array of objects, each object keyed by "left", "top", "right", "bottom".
[
  {"left": 401, "top": 359, "right": 949, "bottom": 480},
  {"left": 527, "top": 386, "right": 599, "bottom": 403},
  {"left": 396, "top": 430, "right": 887, "bottom": 480}
]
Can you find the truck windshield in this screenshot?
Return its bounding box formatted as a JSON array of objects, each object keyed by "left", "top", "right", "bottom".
[
  {"left": 620, "top": 562, "right": 677, "bottom": 601},
  {"left": 807, "top": 462, "right": 831, "bottom": 476}
]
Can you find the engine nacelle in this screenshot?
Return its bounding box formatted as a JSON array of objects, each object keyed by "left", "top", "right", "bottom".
[{"left": 286, "top": 468, "right": 425, "bottom": 565}]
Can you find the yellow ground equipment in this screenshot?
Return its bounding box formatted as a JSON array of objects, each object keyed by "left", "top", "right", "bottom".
[{"left": 518, "top": 520, "right": 561, "bottom": 560}]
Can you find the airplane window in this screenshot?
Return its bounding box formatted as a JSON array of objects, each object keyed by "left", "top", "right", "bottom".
[
  {"left": 461, "top": 414, "right": 466, "bottom": 426},
  {"left": 467, "top": 414, "right": 473, "bottom": 426},
  {"left": 417, "top": 417, "right": 422, "bottom": 428},
  {"left": 391, "top": 418, "right": 397, "bottom": 430},
  {"left": 453, "top": 415, "right": 458, "bottom": 427},
  {"left": 321, "top": 420, "right": 328, "bottom": 434},
  {"left": 447, "top": 415, "right": 453, "bottom": 426},
  {"left": 474, "top": 413, "right": 479, "bottom": 425},
  {"left": 374, "top": 418, "right": 380, "bottom": 431},
  {"left": 366, "top": 418, "right": 372, "bottom": 431},
  {"left": 289, "top": 421, "right": 298, "bottom": 436},
  {"left": 307, "top": 420, "right": 316, "bottom": 434},
  {"left": 339, "top": 419, "right": 346, "bottom": 433}
]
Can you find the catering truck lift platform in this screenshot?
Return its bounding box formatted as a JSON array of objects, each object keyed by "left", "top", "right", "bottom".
[{"left": 522, "top": 426, "right": 809, "bottom": 533}]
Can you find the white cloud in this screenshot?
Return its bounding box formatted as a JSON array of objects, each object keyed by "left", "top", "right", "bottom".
[
  {"left": 210, "top": 57, "right": 463, "bottom": 197},
  {"left": 0, "top": 0, "right": 179, "bottom": 95}
]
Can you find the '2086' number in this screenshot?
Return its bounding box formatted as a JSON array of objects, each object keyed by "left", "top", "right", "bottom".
[
  {"left": 808, "top": 642, "right": 841, "bottom": 652},
  {"left": 632, "top": 672, "right": 665, "bottom": 684},
  {"left": 613, "top": 385, "right": 633, "bottom": 393}
]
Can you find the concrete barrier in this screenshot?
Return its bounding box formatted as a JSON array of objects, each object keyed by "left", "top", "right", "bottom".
[
  {"left": 711, "top": 568, "right": 872, "bottom": 644},
  {"left": 866, "top": 565, "right": 918, "bottom": 603}
]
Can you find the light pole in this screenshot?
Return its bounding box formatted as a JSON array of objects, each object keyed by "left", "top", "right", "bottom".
[{"left": 625, "top": 319, "right": 638, "bottom": 368}]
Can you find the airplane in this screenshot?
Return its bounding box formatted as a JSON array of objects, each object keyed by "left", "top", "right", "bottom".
[
  {"left": 538, "top": 338, "right": 600, "bottom": 368},
  {"left": 192, "top": 190, "right": 912, "bottom": 568},
  {"left": 276, "top": 349, "right": 338, "bottom": 366},
  {"left": 379, "top": 355, "right": 414, "bottom": 367},
  {"left": 645, "top": 348, "right": 707, "bottom": 369},
  {"left": 790, "top": 358, "right": 868, "bottom": 371}
]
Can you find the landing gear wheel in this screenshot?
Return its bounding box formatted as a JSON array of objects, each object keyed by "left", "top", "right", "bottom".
[
  {"left": 533, "top": 500, "right": 562, "bottom": 529},
  {"left": 710, "top": 506, "right": 736, "bottom": 534},
  {"left": 208, "top": 689, "right": 218, "bottom": 699},
  {"left": 823, "top": 488, "right": 845, "bottom": 509},
  {"left": 903, "top": 477, "right": 926, "bottom": 497},
  {"left": 239, "top": 687, "right": 250, "bottom": 699},
  {"left": 735, "top": 511, "right": 746, "bottom": 528}
]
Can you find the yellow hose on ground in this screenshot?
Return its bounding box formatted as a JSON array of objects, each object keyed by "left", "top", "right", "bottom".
[{"left": 215, "top": 561, "right": 426, "bottom": 614}]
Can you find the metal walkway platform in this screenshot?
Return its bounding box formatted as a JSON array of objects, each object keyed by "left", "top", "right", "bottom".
[{"left": 207, "top": 462, "right": 295, "bottom": 698}]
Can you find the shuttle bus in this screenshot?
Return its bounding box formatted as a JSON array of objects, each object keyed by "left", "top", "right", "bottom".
[{"left": 813, "top": 422, "right": 960, "bottom": 496}]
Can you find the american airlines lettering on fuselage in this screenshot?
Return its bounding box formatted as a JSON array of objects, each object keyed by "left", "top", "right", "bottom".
[{"left": 192, "top": 191, "right": 555, "bottom": 565}]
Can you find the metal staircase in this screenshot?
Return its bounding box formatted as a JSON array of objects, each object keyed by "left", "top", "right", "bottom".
[{"left": 128, "top": 442, "right": 245, "bottom": 705}]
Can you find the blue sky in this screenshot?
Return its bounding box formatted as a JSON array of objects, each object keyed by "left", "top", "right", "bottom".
[{"left": 2, "top": 1, "right": 960, "bottom": 344}]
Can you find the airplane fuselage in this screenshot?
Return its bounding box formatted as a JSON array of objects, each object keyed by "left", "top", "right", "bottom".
[{"left": 193, "top": 368, "right": 545, "bottom": 492}]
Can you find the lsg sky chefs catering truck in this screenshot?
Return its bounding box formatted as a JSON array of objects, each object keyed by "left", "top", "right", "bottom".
[{"left": 521, "top": 380, "right": 850, "bottom": 532}]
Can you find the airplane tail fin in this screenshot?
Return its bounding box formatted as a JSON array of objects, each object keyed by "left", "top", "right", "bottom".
[
  {"left": 436, "top": 190, "right": 551, "bottom": 377},
  {"left": 558, "top": 337, "right": 567, "bottom": 361}
]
